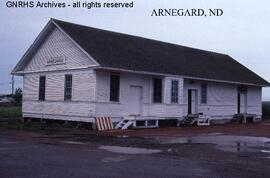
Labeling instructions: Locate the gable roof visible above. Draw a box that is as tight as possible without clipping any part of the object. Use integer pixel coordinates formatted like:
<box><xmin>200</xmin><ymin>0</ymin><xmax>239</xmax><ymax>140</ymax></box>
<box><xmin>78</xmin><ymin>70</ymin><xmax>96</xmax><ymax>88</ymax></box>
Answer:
<box><xmin>13</xmin><ymin>18</ymin><xmax>270</xmax><ymax>86</ymax></box>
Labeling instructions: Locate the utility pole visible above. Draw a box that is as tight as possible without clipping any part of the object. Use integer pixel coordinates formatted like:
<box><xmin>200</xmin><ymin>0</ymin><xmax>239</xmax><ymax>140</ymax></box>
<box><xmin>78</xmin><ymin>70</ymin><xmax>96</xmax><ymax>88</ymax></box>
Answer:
<box><xmin>11</xmin><ymin>75</ymin><xmax>14</xmax><ymax>95</ymax></box>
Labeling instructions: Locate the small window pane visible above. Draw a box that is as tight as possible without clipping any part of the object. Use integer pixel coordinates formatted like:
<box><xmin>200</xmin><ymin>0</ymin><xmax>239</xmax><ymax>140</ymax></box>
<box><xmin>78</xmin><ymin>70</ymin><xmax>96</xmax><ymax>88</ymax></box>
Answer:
<box><xmin>110</xmin><ymin>74</ymin><xmax>120</xmax><ymax>101</ymax></box>
<box><xmin>201</xmin><ymin>83</ymin><xmax>207</xmax><ymax>103</ymax></box>
<box><xmin>153</xmin><ymin>78</ymin><xmax>162</xmax><ymax>103</ymax></box>
<box><xmin>39</xmin><ymin>76</ymin><xmax>46</xmax><ymax>101</ymax></box>
<box><xmin>64</xmin><ymin>75</ymin><xmax>72</xmax><ymax>100</ymax></box>
<box><xmin>171</xmin><ymin>80</ymin><xmax>178</xmax><ymax>103</ymax></box>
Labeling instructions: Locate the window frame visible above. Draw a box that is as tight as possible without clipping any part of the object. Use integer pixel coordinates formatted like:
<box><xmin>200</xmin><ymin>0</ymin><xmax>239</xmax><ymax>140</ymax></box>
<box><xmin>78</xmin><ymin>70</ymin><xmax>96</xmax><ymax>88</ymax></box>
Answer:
<box><xmin>38</xmin><ymin>76</ymin><xmax>46</xmax><ymax>101</ymax></box>
<box><xmin>201</xmin><ymin>83</ymin><xmax>207</xmax><ymax>104</ymax></box>
<box><xmin>171</xmin><ymin>80</ymin><xmax>179</xmax><ymax>104</ymax></box>
<box><xmin>64</xmin><ymin>74</ymin><xmax>72</xmax><ymax>101</ymax></box>
<box><xmin>109</xmin><ymin>73</ymin><xmax>120</xmax><ymax>102</ymax></box>
<box><xmin>153</xmin><ymin>78</ymin><xmax>162</xmax><ymax>103</ymax></box>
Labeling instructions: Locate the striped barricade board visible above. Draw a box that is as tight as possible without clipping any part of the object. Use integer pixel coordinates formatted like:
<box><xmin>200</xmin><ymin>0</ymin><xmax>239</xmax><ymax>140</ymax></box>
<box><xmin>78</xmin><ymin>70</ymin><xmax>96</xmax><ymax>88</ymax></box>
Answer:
<box><xmin>95</xmin><ymin>117</ymin><xmax>114</xmax><ymax>131</ymax></box>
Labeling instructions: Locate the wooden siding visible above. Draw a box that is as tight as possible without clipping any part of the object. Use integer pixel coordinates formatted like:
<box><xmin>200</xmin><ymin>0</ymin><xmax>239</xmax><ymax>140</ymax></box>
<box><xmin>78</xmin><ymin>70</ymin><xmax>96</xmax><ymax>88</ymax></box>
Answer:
<box><xmin>95</xmin><ymin>70</ymin><xmax>184</xmax><ymax>118</ymax></box>
<box><xmin>247</xmin><ymin>86</ymin><xmax>262</xmax><ymax>115</ymax></box>
<box><xmin>22</xmin><ymin>69</ymin><xmax>96</xmax><ymax>122</ymax></box>
<box><xmin>22</xmin><ymin>69</ymin><xmax>262</xmax><ymax>122</ymax></box>
<box><xmin>21</xmin><ymin>25</ymin><xmax>98</xmax><ymax>122</ymax></box>
<box><xmin>23</xmin><ymin>112</ymin><xmax>95</xmax><ymax>122</ymax></box>
<box><xmin>183</xmin><ymin>79</ymin><xmax>262</xmax><ymax>118</ymax></box>
<box><xmin>95</xmin><ymin>71</ymin><xmax>262</xmax><ymax>120</ymax></box>
<box><xmin>20</xmin><ymin>25</ymin><xmax>262</xmax><ymax>122</ymax></box>
<box><xmin>23</xmin><ymin>27</ymin><xmax>96</xmax><ymax>73</ymax></box>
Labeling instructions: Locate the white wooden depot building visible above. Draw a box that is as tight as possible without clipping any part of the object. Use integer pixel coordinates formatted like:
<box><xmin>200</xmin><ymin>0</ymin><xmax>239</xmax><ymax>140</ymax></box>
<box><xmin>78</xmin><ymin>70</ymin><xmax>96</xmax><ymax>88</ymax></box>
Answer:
<box><xmin>12</xmin><ymin>19</ymin><xmax>269</xmax><ymax>128</ymax></box>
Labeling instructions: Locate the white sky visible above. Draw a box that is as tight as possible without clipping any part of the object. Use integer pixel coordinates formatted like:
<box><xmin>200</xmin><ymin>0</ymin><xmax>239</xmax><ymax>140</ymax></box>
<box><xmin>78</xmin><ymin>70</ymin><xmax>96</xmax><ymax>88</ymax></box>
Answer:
<box><xmin>0</xmin><ymin>0</ymin><xmax>269</xmax><ymax>100</ymax></box>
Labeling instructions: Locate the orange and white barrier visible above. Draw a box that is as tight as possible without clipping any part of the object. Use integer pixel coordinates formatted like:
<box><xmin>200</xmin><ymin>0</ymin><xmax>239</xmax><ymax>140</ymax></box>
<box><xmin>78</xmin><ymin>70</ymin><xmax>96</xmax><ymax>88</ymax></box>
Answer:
<box><xmin>95</xmin><ymin>117</ymin><xmax>113</xmax><ymax>131</ymax></box>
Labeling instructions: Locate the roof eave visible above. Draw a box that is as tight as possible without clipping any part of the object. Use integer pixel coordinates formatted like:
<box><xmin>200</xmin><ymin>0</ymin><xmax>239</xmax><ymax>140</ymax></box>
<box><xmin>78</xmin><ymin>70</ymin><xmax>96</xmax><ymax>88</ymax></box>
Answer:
<box><xmin>95</xmin><ymin>66</ymin><xmax>269</xmax><ymax>87</ymax></box>
<box><xmin>11</xmin><ymin>19</ymin><xmax>55</xmax><ymax>74</ymax></box>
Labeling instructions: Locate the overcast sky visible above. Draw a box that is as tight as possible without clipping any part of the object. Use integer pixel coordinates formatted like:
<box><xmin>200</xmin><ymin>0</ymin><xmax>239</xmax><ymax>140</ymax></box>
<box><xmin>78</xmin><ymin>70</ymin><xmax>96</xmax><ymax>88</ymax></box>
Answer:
<box><xmin>0</xmin><ymin>0</ymin><xmax>269</xmax><ymax>100</ymax></box>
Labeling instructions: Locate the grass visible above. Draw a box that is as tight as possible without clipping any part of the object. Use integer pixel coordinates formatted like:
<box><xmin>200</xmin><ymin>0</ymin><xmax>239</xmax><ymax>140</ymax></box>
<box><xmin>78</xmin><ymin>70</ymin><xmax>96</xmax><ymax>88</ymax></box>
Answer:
<box><xmin>0</xmin><ymin>106</ymin><xmax>22</xmax><ymax>118</ymax></box>
<box><xmin>0</xmin><ymin>105</ymin><xmax>92</xmax><ymax>132</ymax></box>
<box><xmin>0</xmin><ymin>118</ymin><xmax>78</xmax><ymax>132</ymax></box>
<box><xmin>0</xmin><ymin>106</ymin><xmax>44</xmax><ymax>131</ymax></box>
<box><xmin>0</xmin><ymin>118</ymin><xmax>40</xmax><ymax>130</ymax></box>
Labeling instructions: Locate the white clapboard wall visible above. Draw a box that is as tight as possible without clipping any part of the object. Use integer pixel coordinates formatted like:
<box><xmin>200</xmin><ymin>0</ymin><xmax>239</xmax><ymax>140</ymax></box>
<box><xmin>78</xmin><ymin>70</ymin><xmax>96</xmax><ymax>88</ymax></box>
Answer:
<box><xmin>20</xmin><ymin>24</ymin><xmax>262</xmax><ymax>123</ymax></box>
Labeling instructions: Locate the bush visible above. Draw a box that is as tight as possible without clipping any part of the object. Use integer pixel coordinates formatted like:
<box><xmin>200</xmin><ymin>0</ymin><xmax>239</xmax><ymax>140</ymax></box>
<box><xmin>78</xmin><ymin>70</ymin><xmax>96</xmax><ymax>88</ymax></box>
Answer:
<box><xmin>13</xmin><ymin>88</ymin><xmax>22</xmax><ymax>104</ymax></box>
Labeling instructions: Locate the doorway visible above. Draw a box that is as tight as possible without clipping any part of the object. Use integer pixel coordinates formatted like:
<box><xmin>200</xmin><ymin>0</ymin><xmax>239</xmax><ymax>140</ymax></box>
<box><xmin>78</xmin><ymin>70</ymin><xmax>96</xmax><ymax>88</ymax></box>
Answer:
<box><xmin>129</xmin><ymin>86</ymin><xmax>142</xmax><ymax>116</ymax></box>
<box><xmin>188</xmin><ymin>89</ymin><xmax>198</xmax><ymax>114</ymax></box>
<box><xmin>237</xmin><ymin>92</ymin><xmax>247</xmax><ymax>114</ymax></box>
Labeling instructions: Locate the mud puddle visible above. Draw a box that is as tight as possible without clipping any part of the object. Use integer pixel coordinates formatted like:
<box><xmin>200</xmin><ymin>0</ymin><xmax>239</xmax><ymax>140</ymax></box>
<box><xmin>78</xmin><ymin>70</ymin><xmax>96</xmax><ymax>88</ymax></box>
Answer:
<box><xmin>99</xmin><ymin>145</ymin><xmax>162</xmax><ymax>154</ymax></box>
<box><xmin>61</xmin><ymin>141</ymin><xmax>87</xmax><ymax>145</ymax></box>
<box><xmin>159</xmin><ymin>134</ymin><xmax>270</xmax><ymax>154</ymax></box>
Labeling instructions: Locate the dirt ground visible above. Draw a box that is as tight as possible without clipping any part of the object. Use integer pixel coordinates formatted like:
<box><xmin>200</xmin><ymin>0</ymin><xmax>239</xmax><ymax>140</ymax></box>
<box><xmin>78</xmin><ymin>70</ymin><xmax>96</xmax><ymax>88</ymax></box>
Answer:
<box><xmin>0</xmin><ymin>121</ymin><xmax>270</xmax><ymax>178</ymax></box>
<box><xmin>99</xmin><ymin>121</ymin><xmax>270</xmax><ymax>137</ymax></box>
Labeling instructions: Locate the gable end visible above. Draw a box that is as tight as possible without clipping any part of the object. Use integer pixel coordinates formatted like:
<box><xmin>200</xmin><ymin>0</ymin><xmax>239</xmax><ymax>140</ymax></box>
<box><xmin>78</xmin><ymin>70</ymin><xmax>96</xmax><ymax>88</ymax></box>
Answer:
<box><xmin>12</xmin><ymin>19</ymin><xmax>99</xmax><ymax>75</ymax></box>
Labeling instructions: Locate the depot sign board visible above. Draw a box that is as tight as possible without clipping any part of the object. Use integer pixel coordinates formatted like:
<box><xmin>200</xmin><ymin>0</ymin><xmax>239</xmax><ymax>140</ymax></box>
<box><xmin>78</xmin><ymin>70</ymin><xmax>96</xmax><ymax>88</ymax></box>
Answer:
<box><xmin>46</xmin><ymin>56</ymin><xmax>66</xmax><ymax>66</ymax></box>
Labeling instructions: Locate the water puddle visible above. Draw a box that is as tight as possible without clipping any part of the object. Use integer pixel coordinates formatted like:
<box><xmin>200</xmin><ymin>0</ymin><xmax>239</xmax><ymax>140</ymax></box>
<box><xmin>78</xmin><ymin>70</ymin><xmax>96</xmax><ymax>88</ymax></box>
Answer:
<box><xmin>102</xmin><ymin>156</ymin><xmax>127</xmax><ymax>163</ymax></box>
<box><xmin>159</xmin><ymin>135</ymin><xmax>270</xmax><ymax>153</ymax></box>
<box><xmin>1</xmin><ymin>141</ymin><xmax>18</xmax><ymax>144</ymax></box>
<box><xmin>206</xmin><ymin>132</ymin><xmax>223</xmax><ymax>136</ymax></box>
<box><xmin>100</xmin><ymin>145</ymin><xmax>162</xmax><ymax>154</ymax></box>
<box><xmin>61</xmin><ymin>141</ymin><xmax>86</xmax><ymax>145</ymax></box>
<box><xmin>261</xmin><ymin>150</ymin><xmax>270</xmax><ymax>154</ymax></box>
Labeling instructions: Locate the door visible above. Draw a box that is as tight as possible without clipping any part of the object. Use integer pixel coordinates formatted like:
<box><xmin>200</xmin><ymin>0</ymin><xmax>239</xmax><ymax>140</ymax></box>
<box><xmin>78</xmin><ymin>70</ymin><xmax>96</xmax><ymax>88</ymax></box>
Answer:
<box><xmin>129</xmin><ymin>86</ymin><xmax>142</xmax><ymax>115</ymax></box>
<box><xmin>238</xmin><ymin>92</ymin><xmax>247</xmax><ymax>114</ymax></box>
<box><xmin>188</xmin><ymin>89</ymin><xmax>198</xmax><ymax>114</ymax></box>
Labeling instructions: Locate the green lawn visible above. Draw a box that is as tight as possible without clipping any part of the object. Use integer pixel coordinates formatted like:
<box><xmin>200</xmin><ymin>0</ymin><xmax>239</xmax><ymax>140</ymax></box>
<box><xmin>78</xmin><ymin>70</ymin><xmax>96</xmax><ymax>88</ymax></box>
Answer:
<box><xmin>0</xmin><ymin>106</ymin><xmax>22</xmax><ymax>118</ymax></box>
<box><xmin>0</xmin><ymin>105</ymin><xmax>90</xmax><ymax>131</ymax></box>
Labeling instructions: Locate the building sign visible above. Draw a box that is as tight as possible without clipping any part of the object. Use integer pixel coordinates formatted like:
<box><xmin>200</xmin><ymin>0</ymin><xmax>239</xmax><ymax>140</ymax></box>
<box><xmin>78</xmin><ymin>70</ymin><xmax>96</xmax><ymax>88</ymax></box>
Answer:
<box><xmin>46</xmin><ymin>56</ymin><xmax>66</xmax><ymax>66</ymax></box>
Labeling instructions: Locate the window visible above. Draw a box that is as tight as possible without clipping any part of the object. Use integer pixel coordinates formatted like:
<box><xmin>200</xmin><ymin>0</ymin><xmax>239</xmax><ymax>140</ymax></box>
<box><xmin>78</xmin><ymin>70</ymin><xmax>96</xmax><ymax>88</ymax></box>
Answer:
<box><xmin>171</xmin><ymin>80</ymin><xmax>179</xmax><ymax>103</ymax></box>
<box><xmin>110</xmin><ymin>74</ymin><xmax>120</xmax><ymax>101</ymax></box>
<box><xmin>153</xmin><ymin>78</ymin><xmax>162</xmax><ymax>103</ymax></box>
<box><xmin>64</xmin><ymin>74</ymin><xmax>72</xmax><ymax>100</ymax></box>
<box><xmin>201</xmin><ymin>83</ymin><xmax>207</xmax><ymax>103</ymax></box>
<box><xmin>39</xmin><ymin>76</ymin><xmax>46</xmax><ymax>101</ymax></box>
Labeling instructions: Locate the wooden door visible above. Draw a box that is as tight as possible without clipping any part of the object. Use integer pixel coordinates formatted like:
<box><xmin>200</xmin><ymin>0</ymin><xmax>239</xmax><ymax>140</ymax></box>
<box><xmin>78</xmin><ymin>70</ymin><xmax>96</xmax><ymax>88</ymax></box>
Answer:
<box><xmin>188</xmin><ymin>89</ymin><xmax>198</xmax><ymax>114</ymax></box>
<box><xmin>129</xmin><ymin>86</ymin><xmax>142</xmax><ymax>115</ymax></box>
